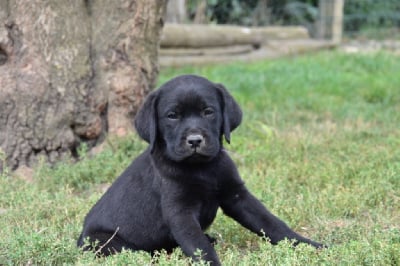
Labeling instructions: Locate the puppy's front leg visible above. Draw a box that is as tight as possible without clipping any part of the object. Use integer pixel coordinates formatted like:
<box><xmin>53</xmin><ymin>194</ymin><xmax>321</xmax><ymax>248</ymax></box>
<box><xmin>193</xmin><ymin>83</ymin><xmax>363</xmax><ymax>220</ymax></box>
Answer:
<box><xmin>220</xmin><ymin>186</ymin><xmax>324</xmax><ymax>248</ymax></box>
<box><xmin>164</xmin><ymin>209</ymin><xmax>221</xmax><ymax>265</ymax></box>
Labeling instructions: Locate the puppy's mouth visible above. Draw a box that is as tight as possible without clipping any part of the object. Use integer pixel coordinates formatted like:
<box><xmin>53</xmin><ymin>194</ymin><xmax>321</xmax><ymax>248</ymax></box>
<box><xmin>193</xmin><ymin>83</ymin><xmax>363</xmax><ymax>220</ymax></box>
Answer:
<box><xmin>172</xmin><ymin>146</ymin><xmax>216</xmax><ymax>163</ymax></box>
<box><xmin>166</xmin><ymin>133</ymin><xmax>220</xmax><ymax>163</ymax></box>
<box><xmin>185</xmin><ymin>150</ymin><xmax>213</xmax><ymax>162</ymax></box>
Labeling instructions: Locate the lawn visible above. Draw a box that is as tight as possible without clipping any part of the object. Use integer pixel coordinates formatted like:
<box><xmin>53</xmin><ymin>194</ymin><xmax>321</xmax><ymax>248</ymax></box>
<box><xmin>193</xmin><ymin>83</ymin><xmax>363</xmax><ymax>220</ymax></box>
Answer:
<box><xmin>1</xmin><ymin>51</ymin><xmax>399</xmax><ymax>265</ymax></box>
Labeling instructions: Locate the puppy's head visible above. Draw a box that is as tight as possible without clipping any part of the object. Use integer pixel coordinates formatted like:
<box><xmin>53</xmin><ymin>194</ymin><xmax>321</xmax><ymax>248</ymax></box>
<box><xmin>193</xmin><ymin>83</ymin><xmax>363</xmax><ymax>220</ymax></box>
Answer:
<box><xmin>135</xmin><ymin>75</ymin><xmax>242</xmax><ymax>163</ymax></box>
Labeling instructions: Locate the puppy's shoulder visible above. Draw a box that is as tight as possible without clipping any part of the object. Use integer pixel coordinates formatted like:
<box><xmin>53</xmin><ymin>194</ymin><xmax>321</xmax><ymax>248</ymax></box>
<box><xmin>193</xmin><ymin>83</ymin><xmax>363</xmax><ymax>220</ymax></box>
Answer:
<box><xmin>215</xmin><ymin>150</ymin><xmax>242</xmax><ymax>179</ymax></box>
<box><xmin>117</xmin><ymin>148</ymin><xmax>155</xmax><ymax>181</ymax></box>
<box><xmin>218</xmin><ymin>149</ymin><xmax>238</xmax><ymax>168</ymax></box>
<box><xmin>214</xmin><ymin>150</ymin><xmax>245</xmax><ymax>193</ymax></box>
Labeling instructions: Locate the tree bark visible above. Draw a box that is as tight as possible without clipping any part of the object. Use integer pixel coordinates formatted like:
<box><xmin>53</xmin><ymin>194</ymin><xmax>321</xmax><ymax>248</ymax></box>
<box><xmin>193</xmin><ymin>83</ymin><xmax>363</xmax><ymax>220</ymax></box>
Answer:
<box><xmin>165</xmin><ymin>0</ymin><xmax>186</xmax><ymax>23</ymax></box>
<box><xmin>0</xmin><ymin>0</ymin><xmax>166</xmax><ymax>171</ymax></box>
<box><xmin>193</xmin><ymin>0</ymin><xmax>207</xmax><ymax>24</ymax></box>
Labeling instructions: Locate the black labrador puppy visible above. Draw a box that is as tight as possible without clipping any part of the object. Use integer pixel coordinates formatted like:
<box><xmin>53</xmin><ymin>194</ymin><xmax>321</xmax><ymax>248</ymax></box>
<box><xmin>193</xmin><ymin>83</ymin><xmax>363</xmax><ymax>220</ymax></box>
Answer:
<box><xmin>77</xmin><ymin>75</ymin><xmax>324</xmax><ymax>265</ymax></box>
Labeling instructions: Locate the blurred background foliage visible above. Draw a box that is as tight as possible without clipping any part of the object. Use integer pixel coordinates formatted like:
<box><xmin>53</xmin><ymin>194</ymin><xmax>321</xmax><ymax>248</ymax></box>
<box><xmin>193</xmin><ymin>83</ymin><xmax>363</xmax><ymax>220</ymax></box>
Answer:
<box><xmin>184</xmin><ymin>0</ymin><xmax>400</xmax><ymax>38</ymax></box>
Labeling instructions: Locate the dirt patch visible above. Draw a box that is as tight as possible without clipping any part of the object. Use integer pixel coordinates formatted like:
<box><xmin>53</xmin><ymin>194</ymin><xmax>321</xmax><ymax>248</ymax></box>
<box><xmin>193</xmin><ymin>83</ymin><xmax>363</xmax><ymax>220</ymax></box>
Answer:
<box><xmin>340</xmin><ymin>40</ymin><xmax>400</xmax><ymax>55</ymax></box>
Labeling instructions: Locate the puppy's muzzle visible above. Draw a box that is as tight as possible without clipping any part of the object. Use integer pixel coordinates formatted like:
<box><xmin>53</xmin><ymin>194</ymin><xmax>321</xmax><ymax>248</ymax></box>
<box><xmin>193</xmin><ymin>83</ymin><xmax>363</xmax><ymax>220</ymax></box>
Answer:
<box><xmin>186</xmin><ymin>134</ymin><xmax>204</xmax><ymax>150</ymax></box>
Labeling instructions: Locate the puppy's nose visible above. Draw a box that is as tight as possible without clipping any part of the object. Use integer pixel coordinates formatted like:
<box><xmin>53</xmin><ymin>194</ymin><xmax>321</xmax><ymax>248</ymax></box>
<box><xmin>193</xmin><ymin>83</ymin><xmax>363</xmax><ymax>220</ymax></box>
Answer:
<box><xmin>186</xmin><ymin>134</ymin><xmax>204</xmax><ymax>148</ymax></box>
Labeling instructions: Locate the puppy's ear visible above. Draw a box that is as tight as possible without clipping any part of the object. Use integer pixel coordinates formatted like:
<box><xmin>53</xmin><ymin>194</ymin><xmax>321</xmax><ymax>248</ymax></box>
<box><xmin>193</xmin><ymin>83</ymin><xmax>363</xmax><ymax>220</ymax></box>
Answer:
<box><xmin>134</xmin><ymin>90</ymin><xmax>158</xmax><ymax>152</ymax></box>
<box><xmin>215</xmin><ymin>83</ymin><xmax>242</xmax><ymax>143</ymax></box>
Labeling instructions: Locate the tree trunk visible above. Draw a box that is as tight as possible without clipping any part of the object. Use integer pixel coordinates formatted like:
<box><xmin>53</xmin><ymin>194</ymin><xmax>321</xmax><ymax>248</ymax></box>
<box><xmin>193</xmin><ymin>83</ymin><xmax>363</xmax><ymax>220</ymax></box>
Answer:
<box><xmin>0</xmin><ymin>0</ymin><xmax>167</xmax><ymax>171</ymax></box>
<box><xmin>193</xmin><ymin>0</ymin><xmax>207</xmax><ymax>24</ymax></box>
<box><xmin>165</xmin><ymin>0</ymin><xmax>186</xmax><ymax>23</ymax></box>
<box><xmin>252</xmin><ymin>0</ymin><xmax>271</xmax><ymax>26</ymax></box>
<box><xmin>160</xmin><ymin>24</ymin><xmax>309</xmax><ymax>48</ymax></box>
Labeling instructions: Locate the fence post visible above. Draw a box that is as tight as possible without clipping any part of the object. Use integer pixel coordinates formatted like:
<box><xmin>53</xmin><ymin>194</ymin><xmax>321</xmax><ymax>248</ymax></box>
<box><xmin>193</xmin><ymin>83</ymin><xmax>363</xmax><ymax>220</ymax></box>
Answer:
<box><xmin>318</xmin><ymin>0</ymin><xmax>344</xmax><ymax>43</ymax></box>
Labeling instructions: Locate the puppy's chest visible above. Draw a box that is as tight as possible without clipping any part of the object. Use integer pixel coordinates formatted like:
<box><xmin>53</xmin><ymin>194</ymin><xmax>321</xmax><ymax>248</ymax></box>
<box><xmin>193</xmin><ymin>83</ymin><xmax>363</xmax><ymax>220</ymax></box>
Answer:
<box><xmin>161</xmin><ymin>175</ymin><xmax>219</xmax><ymax>229</ymax></box>
<box><xmin>164</xmin><ymin>167</ymin><xmax>220</xmax><ymax>194</ymax></box>
<box><xmin>182</xmin><ymin>181</ymin><xmax>220</xmax><ymax>227</ymax></box>
<box><xmin>161</xmin><ymin>166</ymin><xmax>221</xmax><ymax>202</ymax></box>
<box><xmin>162</xmin><ymin>173</ymin><xmax>220</xmax><ymax>204</ymax></box>
<box><xmin>180</xmin><ymin>183</ymin><xmax>219</xmax><ymax>229</ymax></box>
<box><xmin>177</xmin><ymin>178</ymin><xmax>219</xmax><ymax>202</ymax></box>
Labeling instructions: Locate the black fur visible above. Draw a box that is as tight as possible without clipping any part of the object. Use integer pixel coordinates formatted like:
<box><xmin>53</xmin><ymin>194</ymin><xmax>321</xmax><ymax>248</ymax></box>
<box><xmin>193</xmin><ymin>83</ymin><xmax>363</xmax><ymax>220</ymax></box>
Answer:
<box><xmin>77</xmin><ymin>75</ymin><xmax>324</xmax><ymax>265</ymax></box>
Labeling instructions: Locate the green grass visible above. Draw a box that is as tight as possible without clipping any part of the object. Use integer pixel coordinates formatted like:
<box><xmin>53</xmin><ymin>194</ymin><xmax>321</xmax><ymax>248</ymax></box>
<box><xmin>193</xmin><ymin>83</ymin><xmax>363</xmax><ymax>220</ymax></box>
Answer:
<box><xmin>1</xmin><ymin>51</ymin><xmax>400</xmax><ymax>265</ymax></box>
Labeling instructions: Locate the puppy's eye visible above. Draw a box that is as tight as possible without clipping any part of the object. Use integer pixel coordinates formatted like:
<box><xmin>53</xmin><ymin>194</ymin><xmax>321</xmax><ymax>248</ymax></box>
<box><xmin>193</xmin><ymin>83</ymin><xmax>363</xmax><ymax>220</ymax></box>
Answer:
<box><xmin>203</xmin><ymin>108</ymin><xmax>214</xmax><ymax>117</ymax></box>
<box><xmin>167</xmin><ymin>112</ymin><xmax>179</xmax><ymax>120</ymax></box>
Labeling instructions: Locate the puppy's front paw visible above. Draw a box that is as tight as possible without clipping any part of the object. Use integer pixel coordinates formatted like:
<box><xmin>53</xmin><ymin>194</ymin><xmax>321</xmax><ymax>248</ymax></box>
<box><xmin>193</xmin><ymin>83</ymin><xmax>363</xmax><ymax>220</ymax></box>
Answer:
<box><xmin>305</xmin><ymin>240</ymin><xmax>328</xmax><ymax>249</ymax></box>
